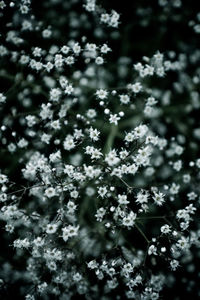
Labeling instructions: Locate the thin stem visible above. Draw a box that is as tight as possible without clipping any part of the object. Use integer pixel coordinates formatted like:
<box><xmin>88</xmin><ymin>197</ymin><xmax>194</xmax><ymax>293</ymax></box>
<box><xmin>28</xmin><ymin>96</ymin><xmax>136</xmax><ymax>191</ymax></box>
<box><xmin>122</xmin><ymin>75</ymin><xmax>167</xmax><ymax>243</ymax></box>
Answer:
<box><xmin>136</xmin><ymin>216</ymin><xmax>165</xmax><ymax>220</ymax></box>
<box><xmin>135</xmin><ymin>223</ymin><xmax>150</xmax><ymax>244</ymax></box>
<box><xmin>7</xmin><ymin>184</ymin><xmax>44</xmax><ymax>196</ymax></box>
<box><xmin>116</xmin><ymin>176</ymin><xmax>133</xmax><ymax>190</ymax></box>
<box><xmin>103</xmin><ymin>124</ymin><xmax>118</xmax><ymax>154</ymax></box>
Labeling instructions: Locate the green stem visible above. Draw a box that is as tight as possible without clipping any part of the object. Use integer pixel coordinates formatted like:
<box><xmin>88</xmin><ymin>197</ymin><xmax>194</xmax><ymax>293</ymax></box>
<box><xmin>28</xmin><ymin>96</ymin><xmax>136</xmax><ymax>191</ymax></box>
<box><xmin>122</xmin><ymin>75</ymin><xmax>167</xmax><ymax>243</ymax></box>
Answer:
<box><xmin>103</xmin><ymin>124</ymin><xmax>118</xmax><ymax>154</ymax></box>
<box><xmin>135</xmin><ymin>223</ymin><xmax>150</xmax><ymax>244</ymax></box>
<box><xmin>136</xmin><ymin>216</ymin><xmax>165</xmax><ymax>220</ymax></box>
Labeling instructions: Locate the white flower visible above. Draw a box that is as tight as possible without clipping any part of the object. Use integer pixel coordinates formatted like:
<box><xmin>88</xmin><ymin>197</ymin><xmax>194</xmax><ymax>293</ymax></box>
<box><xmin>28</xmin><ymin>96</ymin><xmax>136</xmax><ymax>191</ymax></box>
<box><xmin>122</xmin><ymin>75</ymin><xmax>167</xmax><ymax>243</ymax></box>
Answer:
<box><xmin>185</xmin><ymin>203</ymin><xmax>196</xmax><ymax>214</ymax></box>
<box><xmin>183</xmin><ymin>174</ymin><xmax>191</xmax><ymax>183</ymax></box>
<box><xmin>176</xmin><ymin>209</ymin><xmax>190</xmax><ymax>221</ymax></box>
<box><xmin>146</xmin><ymin>96</ymin><xmax>157</xmax><ymax>106</ymax></box>
<box><xmin>105</xmin><ymin>150</ymin><xmax>120</xmax><ymax>166</ymax></box>
<box><xmin>129</xmin><ymin>82</ymin><xmax>142</xmax><ymax>93</ymax></box>
<box><xmin>86</xmin><ymin>109</ymin><xmax>97</xmax><ymax>119</ymax></box>
<box><xmin>91</xmin><ymin>148</ymin><xmax>103</xmax><ymax>159</ymax></box>
<box><xmin>46</xmin><ymin>61</ymin><xmax>54</xmax><ymax>72</ymax></box>
<box><xmin>42</xmin><ymin>29</ymin><xmax>51</xmax><ymax>38</ymax></box>
<box><xmin>66</xmin><ymin>201</ymin><xmax>77</xmax><ymax>214</ymax></box>
<box><xmin>0</xmin><ymin>1</ymin><xmax>6</xmax><ymax>9</ymax></box>
<box><xmin>176</xmin><ymin>237</ymin><xmax>189</xmax><ymax>250</ymax></box>
<box><xmin>62</xmin><ymin>225</ymin><xmax>79</xmax><ymax>242</ymax></box>
<box><xmin>85</xmin><ymin>0</ymin><xmax>96</xmax><ymax>12</ymax></box>
<box><xmin>0</xmin><ymin>173</ymin><xmax>8</xmax><ymax>184</ymax></box>
<box><xmin>118</xmin><ymin>194</ymin><xmax>129</xmax><ymax>205</ymax></box>
<box><xmin>187</xmin><ymin>191</ymin><xmax>197</xmax><ymax>201</ymax></box>
<box><xmin>127</xmin><ymin>164</ymin><xmax>138</xmax><ymax>175</ymax></box>
<box><xmin>136</xmin><ymin>191</ymin><xmax>149</xmax><ymax>205</ymax></box>
<box><xmin>100</xmin><ymin>44</ymin><xmax>111</xmax><ymax>53</ymax></box>
<box><xmin>122</xmin><ymin>263</ymin><xmax>134</xmax><ymax>276</ymax></box>
<box><xmin>119</xmin><ymin>94</ymin><xmax>130</xmax><ymax>104</ymax></box>
<box><xmin>153</xmin><ymin>51</ymin><xmax>164</xmax><ymax>64</ymax></box>
<box><xmin>96</xmin><ymin>89</ymin><xmax>108</xmax><ymax>100</ymax></box>
<box><xmin>85</xmin><ymin>146</ymin><xmax>103</xmax><ymax>160</ymax></box>
<box><xmin>122</xmin><ymin>211</ymin><xmax>136</xmax><ymax>227</ymax></box>
<box><xmin>95</xmin><ymin>207</ymin><xmax>106</xmax><ymax>221</ymax></box>
<box><xmin>0</xmin><ymin>193</ymin><xmax>7</xmax><ymax>202</ymax></box>
<box><xmin>134</xmin><ymin>124</ymin><xmax>148</xmax><ymax>139</ymax></box>
<box><xmin>26</xmin><ymin>115</ymin><xmax>36</xmax><ymax>127</ymax></box>
<box><xmin>46</xmin><ymin>223</ymin><xmax>58</xmax><ymax>234</ymax></box>
<box><xmin>170</xmin><ymin>259</ymin><xmax>179</xmax><ymax>271</ymax></box>
<box><xmin>152</xmin><ymin>192</ymin><xmax>165</xmax><ymax>206</ymax></box>
<box><xmin>156</xmin><ymin>67</ymin><xmax>165</xmax><ymax>77</ymax></box>
<box><xmin>54</xmin><ymin>54</ymin><xmax>64</xmax><ymax>68</ymax></box>
<box><xmin>64</xmin><ymin>84</ymin><xmax>74</xmax><ymax>95</ymax></box>
<box><xmin>50</xmin><ymin>88</ymin><xmax>61</xmax><ymax>102</ymax></box>
<box><xmin>95</xmin><ymin>56</ymin><xmax>104</xmax><ymax>65</ymax></box>
<box><xmin>63</xmin><ymin>164</ymin><xmax>74</xmax><ymax>177</ymax></box>
<box><xmin>87</xmin><ymin>260</ymin><xmax>98</xmax><ymax>269</ymax></box>
<box><xmin>70</xmin><ymin>190</ymin><xmax>79</xmax><ymax>199</ymax></box>
<box><xmin>0</xmin><ymin>93</ymin><xmax>6</xmax><ymax>103</ymax></box>
<box><xmin>51</xmin><ymin>120</ymin><xmax>61</xmax><ymax>130</ymax></box>
<box><xmin>33</xmin><ymin>237</ymin><xmax>45</xmax><ymax>247</ymax></box>
<box><xmin>13</xmin><ymin>238</ymin><xmax>30</xmax><ymax>249</ymax></box>
<box><xmin>89</xmin><ymin>127</ymin><xmax>100</xmax><ymax>141</ymax></box>
<box><xmin>65</xmin><ymin>56</ymin><xmax>75</xmax><ymax>65</ymax></box>
<box><xmin>61</xmin><ymin>45</ymin><xmax>70</xmax><ymax>54</ymax></box>
<box><xmin>86</xmin><ymin>43</ymin><xmax>97</xmax><ymax>52</ymax></box>
<box><xmin>109</xmin><ymin>114</ymin><xmax>120</xmax><ymax>125</ymax></box>
<box><xmin>160</xmin><ymin>224</ymin><xmax>171</xmax><ymax>234</ymax></box>
<box><xmin>63</xmin><ymin>135</ymin><xmax>75</xmax><ymax>151</ymax></box>
<box><xmin>170</xmin><ymin>183</ymin><xmax>180</xmax><ymax>195</ymax></box>
<box><xmin>196</xmin><ymin>158</ymin><xmax>200</xmax><ymax>168</ymax></box>
<box><xmin>173</xmin><ymin>160</ymin><xmax>182</xmax><ymax>171</ymax></box>
<box><xmin>125</xmin><ymin>132</ymin><xmax>134</xmax><ymax>142</ymax></box>
<box><xmin>72</xmin><ymin>42</ymin><xmax>81</xmax><ymax>55</ymax></box>
<box><xmin>98</xmin><ymin>186</ymin><xmax>108</xmax><ymax>198</ymax></box>
<box><xmin>49</xmin><ymin>150</ymin><xmax>61</xmax><ymax>162</ymax></box>
<box><xmin>41</xmin><ymin>133</ymin><xmax>51</xmax><ymax>144</ymax></box>
<box><xmin>17</xmin><ymin>138</ymin><xmax>28</xmax><ymax>148</ymax></box>
<box><xmin>73</xmin><ymin>272</ymin><xmax>82</xmax><ymax>282</ymax></box>
<box><xmin>119</xmin><ymin>149</ymin><xmax>129</xmax><ymax>159</ymax></box>
<box><xmin>101</xmin><ymin>13</ymin><xmax>110</xmax><ymax>24</ymax></box>
<box><xmin>45</xmin><ymin>187</ymin><xmax>56</xmax><ymax>198</ymax></box>
<box><xmin>148</xmin><ymin>245</ymin><xmax>157</xmax><ymax>255</ymax></box>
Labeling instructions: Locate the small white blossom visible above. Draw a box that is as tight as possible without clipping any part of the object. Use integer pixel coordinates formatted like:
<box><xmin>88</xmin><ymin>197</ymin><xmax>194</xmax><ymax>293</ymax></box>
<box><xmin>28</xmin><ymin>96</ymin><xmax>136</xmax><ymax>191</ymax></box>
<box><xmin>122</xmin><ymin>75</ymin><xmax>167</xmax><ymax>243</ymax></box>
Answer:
<box><xmin>96</xmin><ymin>89</ymin><xmax>108</xmax><ymax>100</ymax></box>
<box><xmin>62</xmin><ymin>225</ymin><xmax>79</xmax><ymax>242</ymax></box>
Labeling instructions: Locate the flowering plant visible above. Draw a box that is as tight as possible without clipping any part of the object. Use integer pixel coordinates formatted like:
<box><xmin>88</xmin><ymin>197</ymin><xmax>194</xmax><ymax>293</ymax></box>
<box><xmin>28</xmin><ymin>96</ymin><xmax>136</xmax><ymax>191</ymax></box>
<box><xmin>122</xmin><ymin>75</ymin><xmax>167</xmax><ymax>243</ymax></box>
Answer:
<box><xmin>0</xmin><ymin>0</ymin><xmax>200</xmax><ymax>299</ymax></box>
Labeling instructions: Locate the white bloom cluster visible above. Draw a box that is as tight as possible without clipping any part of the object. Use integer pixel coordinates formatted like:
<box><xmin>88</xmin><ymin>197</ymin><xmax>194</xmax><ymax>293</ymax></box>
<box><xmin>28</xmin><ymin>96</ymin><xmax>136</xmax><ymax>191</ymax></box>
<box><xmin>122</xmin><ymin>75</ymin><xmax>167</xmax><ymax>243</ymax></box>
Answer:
<box><xmin>0</xmin><ymin>0</ymin><xmax>199</xmax><ymax>299</ymax></box>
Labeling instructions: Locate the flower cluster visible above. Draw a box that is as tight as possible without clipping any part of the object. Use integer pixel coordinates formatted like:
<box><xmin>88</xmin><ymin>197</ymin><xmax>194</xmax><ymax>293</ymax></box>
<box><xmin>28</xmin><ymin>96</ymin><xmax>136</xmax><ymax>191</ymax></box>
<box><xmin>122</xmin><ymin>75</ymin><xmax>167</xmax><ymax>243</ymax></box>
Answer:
<box><xmin>0</xmin><ymin>0</ymin><xmax>200</xmax><ymax>299</ymax></box>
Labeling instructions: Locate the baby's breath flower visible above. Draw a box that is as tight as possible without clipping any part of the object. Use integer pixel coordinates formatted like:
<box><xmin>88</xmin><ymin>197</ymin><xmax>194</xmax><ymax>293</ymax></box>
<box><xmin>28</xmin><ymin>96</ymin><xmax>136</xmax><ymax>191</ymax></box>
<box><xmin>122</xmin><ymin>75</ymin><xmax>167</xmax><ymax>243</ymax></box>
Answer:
<box><xmin>46</xmin><ymin>223</ymin><xmax>58</xmax><ymax>234</ymax></box>
<box><xmin>62</xmin><ymin>225</ymin><xmax>79</xmax><ymax>242</ymax></box>
<box><xmin>0</xmin><ymin>93</ymin><xmax>6</xmax><ymax>103</ymax></box>
<box><xmin>0</xmin><ymin>2</ymin><xmax>199</xmax><ymax>299</ymax></box>
<box><xmin>96</xmin><ymin>89</ymin><xmax>108</xmax><ymax>100</ymax></box>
